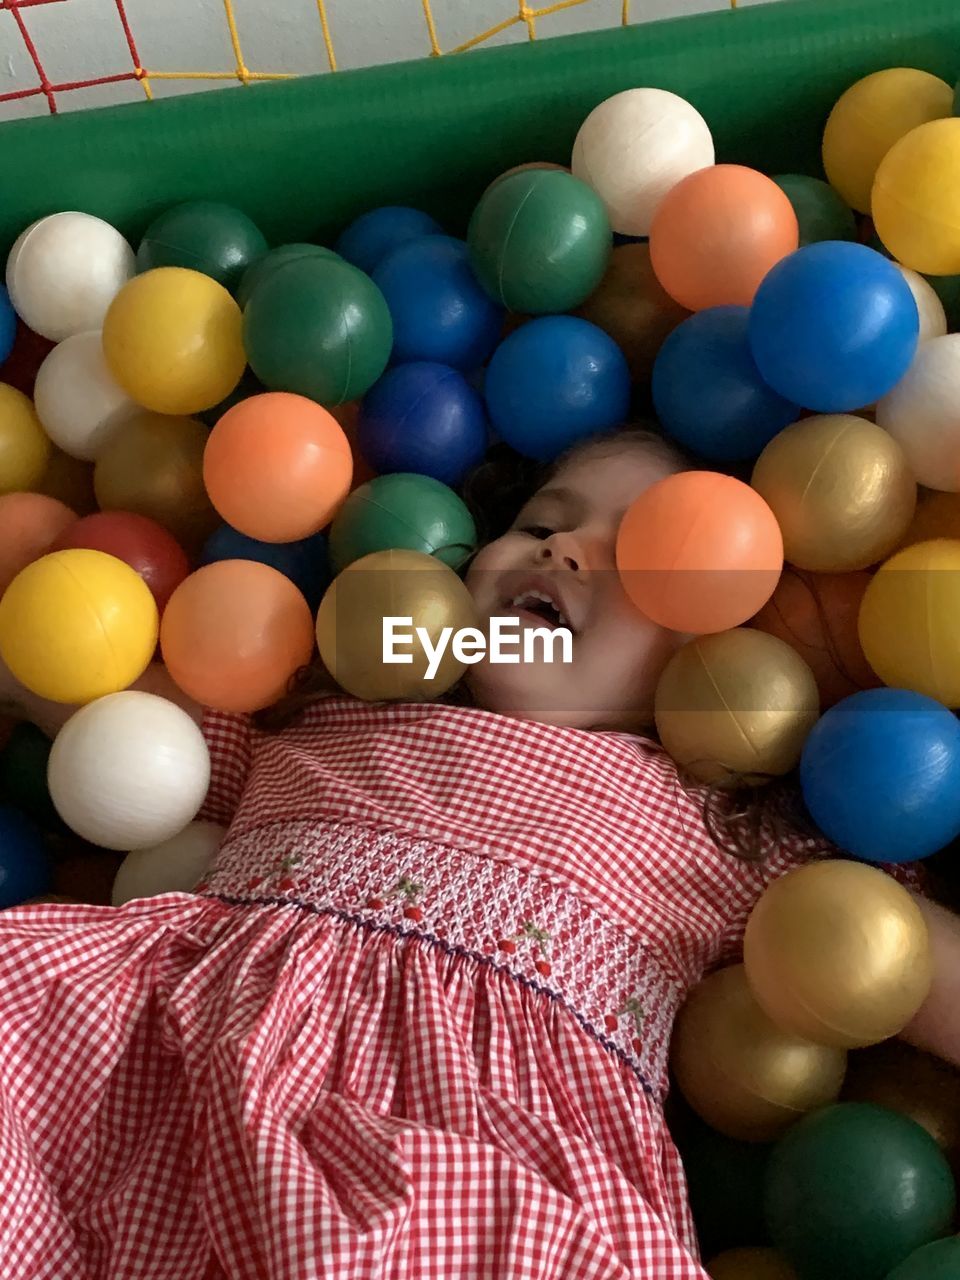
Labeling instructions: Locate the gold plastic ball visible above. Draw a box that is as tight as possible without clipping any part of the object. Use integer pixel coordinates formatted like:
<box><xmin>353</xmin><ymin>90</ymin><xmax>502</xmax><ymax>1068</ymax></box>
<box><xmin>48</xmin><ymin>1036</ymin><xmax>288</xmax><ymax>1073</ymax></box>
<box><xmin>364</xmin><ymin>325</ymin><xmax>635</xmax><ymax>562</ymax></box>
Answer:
<box><xmin>671</xmin><ymin>964</ymin><xmax>847</xmax><ymax>1143</ymax></box>
<box><xmin>315</xmin><ymin>548</ymin><xmax>478</xmax><ymax>701</ymax></box>
<box><xmin>654</xmin><ymin>628</ymin><xmax>820</xmax><ymax>786</ymax></box>
<box><xmin>743</xmin><ymin>860</ymin><xmax>933</xmax><ymax>1049</ymax></box>
<box><xmin>751</xmin><ymin>415</ymin><xmax>916</xmax><ymax>572</ymax></box>
<box><xmin>707</xmin><ymin>1247</ymin><xmax>798</xmax><ymax>1280</ymax></box>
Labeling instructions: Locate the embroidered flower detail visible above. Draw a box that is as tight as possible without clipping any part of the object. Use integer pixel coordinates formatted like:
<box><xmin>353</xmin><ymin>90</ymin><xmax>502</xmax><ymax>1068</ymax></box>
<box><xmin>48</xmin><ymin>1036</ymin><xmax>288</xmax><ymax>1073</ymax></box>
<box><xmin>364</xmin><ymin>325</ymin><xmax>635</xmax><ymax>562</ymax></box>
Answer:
<box><xmin>365</xmin><ymin>876</ymin><xmax>426</xmax><ymax>921</ymax></box>
<box><xmin>497</xmin><ymin>920</ymin><xmax>552</xmax><ymax>975</ymax></box>
<box><xmin>605</xmin><ymin>996</ymin><xmax>646</xmax><ymax>1048</ymax></box>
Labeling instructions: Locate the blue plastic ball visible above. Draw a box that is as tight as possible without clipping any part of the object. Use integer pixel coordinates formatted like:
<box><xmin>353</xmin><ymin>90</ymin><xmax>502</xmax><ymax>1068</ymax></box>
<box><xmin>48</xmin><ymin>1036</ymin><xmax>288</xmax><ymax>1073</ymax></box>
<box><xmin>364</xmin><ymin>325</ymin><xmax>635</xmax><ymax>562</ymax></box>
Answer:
<box><xmin>0</xmin><ymin>805</ymin><xmax>52</xmax><ymax>907</ymax></box>
<box><xmin>653</xmin><ymin>306</ymin><xmax>800</xmax><ymax>462</ymax></box>
<box><xmin>749</xmin><ymin>242</ymin><xmax>919</xmax><ymax>412</ymax></box>
<box><xmin>199</xmin><ymin>525</ymin><xmax>331</xmax><ymax>610</ymax></box>
<box><xmin>800</xmin><ymin>687</ymin><xmax>960</xmax><ymax>863</ymax></box>
<box><xmin>358</xmin><ymin>361</ymin><xmax>488</xmax><ymax>485</ymax></box>
<box><xmin>484</xmin><ymin>316</ymin><xmax>631</xmax><ymax>462</ymax></box>
<box><xmin>335</xmin><ymin>206</ymin><xmax>443</xmax><ymax>276</ymax></box>
<box><xmin>0</xmin><ymin>287</ymin><xmax>17</xmax><ymax>366</ymax></box>
<box><xmin>372</xmin><ymin>235</ymin><xmax>504</xmax><ymax>372</ymax></box>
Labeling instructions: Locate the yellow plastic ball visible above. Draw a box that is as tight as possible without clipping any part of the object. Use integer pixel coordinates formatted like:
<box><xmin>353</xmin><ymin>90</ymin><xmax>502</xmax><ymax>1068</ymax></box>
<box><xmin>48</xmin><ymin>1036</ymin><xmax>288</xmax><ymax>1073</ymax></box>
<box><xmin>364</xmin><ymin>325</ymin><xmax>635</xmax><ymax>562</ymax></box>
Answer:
<box><xmin>0</xmin><ymin>383</ymin><xmax>51</xmax><ymax>494</ymax></box>
<box><xmin>873</xmin><ymin>117</ymin><xmax>960</xmax><ymax>275</ymax></box>
<box><xmin>102</xmin><ymin>267</ymin><xmax>246</xmax><ymax>415</ymax></box>
<box><xmin>0</xmin><ymin>548</ymin><xmax>158</xmax><ymax>704</ymax></box>
<box><xmin>822</xmin><ymin>68</ymin><xmax>953</xmax><ymax>213</ymax></box>
<box><xmin>858</xmin><ymin>538</ymin><xmax>960</xmax><ymax>706</ymax></box>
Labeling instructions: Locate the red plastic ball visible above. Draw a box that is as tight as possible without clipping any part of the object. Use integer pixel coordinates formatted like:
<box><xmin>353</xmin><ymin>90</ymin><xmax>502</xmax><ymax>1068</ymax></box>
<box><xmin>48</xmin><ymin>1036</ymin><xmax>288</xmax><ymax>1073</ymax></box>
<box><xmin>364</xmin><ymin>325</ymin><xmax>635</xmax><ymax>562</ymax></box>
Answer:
<box><xmin>50</xmin><ymin>510</ymin><xmax>190</xmax><ymax>614</ymax></box>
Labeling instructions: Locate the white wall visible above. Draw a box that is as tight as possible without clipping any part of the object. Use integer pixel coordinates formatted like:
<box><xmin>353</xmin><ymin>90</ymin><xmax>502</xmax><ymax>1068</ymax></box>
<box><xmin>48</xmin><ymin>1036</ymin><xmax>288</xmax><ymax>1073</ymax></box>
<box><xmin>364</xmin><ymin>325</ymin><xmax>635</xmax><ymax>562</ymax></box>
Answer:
<box><xmin>0</xmin><ymin>0</ymin><xmax>780</xmax><ymax>120</ymax></box>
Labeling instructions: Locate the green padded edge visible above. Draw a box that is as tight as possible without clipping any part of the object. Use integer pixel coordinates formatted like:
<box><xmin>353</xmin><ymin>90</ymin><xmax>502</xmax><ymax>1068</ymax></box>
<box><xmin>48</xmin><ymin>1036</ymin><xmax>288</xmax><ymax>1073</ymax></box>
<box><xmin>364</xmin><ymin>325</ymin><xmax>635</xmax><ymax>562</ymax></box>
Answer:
<box><xmin>1</xmin><ymin>0</ymin><xmax>958</xmax><ymax>254</ymax></box>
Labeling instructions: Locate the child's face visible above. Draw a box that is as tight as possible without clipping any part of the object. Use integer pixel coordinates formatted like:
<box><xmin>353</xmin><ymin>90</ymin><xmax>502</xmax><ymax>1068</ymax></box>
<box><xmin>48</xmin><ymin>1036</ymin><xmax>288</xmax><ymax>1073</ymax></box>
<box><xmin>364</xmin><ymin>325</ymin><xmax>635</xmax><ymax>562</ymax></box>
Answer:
<box><xmin>465</xmin><ymin>442</ymin><xmax>686</xmax><ymax>730</ymax></box>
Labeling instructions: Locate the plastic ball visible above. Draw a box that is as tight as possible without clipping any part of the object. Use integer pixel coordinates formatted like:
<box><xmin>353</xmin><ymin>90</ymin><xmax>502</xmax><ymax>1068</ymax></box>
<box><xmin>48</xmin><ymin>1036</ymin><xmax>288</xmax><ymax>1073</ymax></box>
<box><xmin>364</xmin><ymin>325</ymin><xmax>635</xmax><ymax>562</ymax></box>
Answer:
<box><xmin>315</xmin><ymin>548</ymin><xmax>478</xmax><ymax>701</ymax></box>
<box><xmin>0</xmin><ymin>492</ymin><xmax>76</xmax><ymax>595</ymax></box>
<box><xmin>50</xmin><ymin>511</ymin><xmax>189</xmax><ymax>614</ymax></box>
<box><xmin>47</xmin><ymin>691</ymin><xmax>210</xmax><ymax>850</ymax></box>
<box><xmin>652</xmin><ymin>307</ymin><xmax>800</xmax><ymax>462</ymax></box>
<box><xmin>334</xmin><ymin>206</ymin><xmax>443</xmax><ymax>275</ymax></box>
<box><xmin>160</xmin><ymin>560</ymin><xmax>315</xmax><ymax>713</ymax></box>
<box><xmin>0</xmin><ymin>287</ymin><xmax>17</xmax><ymax>365</ymax></box>
<box><xmin>0</xmin><ymin>805</ymin><xmax>52</xmax><ymax>907</ymax></box>
<box><xmin>0</xmin><ymin>722</ymin><xmax>58</xmax><ymax>829</ymax></box>
<box><xmin>858</xmin><ymin>539</ymin><xmax>960</xmax><ymax>706</ymax></box>
<box><xmin>750</xmin><ymin>568</ymin><xmax>879</xmax><ymax>710</ymax></box>
<box><xmin>357</xmin><ymin>362</ymin><xmax>487</xmax><ymax>485</ymax></box>
<box><xmin>203</xmin><ymin>391</ymin><xmax>352</xmax><ymax>542</ymax></box>
<box><xmin>654</xmin><ymin>629</ymin><xmax>820</xmax><ymax>786</ymax></box>
<box><xmin>898</xmin><ymin>267</ymin><xmax>947</xmax><ymax>343</ymax></box>
<box><xmin>765</xmin><ymin>1104</ymin><xmax>955</xmax><ymax>1280</ymax></box>
<box><xmin>93</xmin><ymin>411</ymin><xmax>218</xmax><ymax>552</ymax></box>
<box><xmin>0</xmin><ymin>548</ymin><xmax>158</xmax><ymax>704</ymax></box>
<box><xmin>467</xmin><ymin>169</ymin><xmax>611</xmax><ymax>314</ymax></box>
<box><xmin>616</xmin><ymin>471</ymin><xmax>783</xmax><ymax>635</ymax></box>
<box><xmin>576</xmin><ymin>243</ymin><xmax>689</xmax><ymax>383</ymax></box>
<box><xmin>112</xmin><ymin>820</ymin><xmax>225</xmax><ymax>905</ymax></box>
<box><xmin>822</xmin><ymin>68</ymin><xmax>953</xmax><ymax>213</ymax></box>
<box><xmin>102</xmin><ymin>266</ymin><xmax>245</xmax><ymax>415</ymax></box>
<box><xmin>235</xmin><ymin>244</ymin><xmax>336</xmax><ymax>309</ymax></box>
<box><xmin>137</xmin><ymin>200</ymin><xmax>268</xmax><ymax>293</ymax></box>
<box><xmin>6</xmin><ymin>212</ymin><xmax>135</xmax><ymax>341</ymax></box>
<box><xmin>328</xmin><ymin>473</ymin><xmax>476</xmax><ymax>574</ymax></box>
<box><xmin>484</xmin><ymin>316</ymin><xmax>630</xmax><ymax>462</ymax></box>
<box><xmin>570</xmin><ymin>87</ymin><xmax>715</xmax><ymax>237</ymax></box>
<box><xmin>35</xmin><ymin>449</ymin><xmax>97</xmax><ymax>515</ymax></box>
<box><xmin>745</xmin><ymin>857</ymin><xmax>932</xmax><ymax>1048</ymax></box>
<box><xmin>33</xmin><ymin>330</ymin><xmax>138</xmax><ymax>461</ymax></box>
<box><xmin>372</xmin><ymin>236</ymin><xmax>502</xmax><ymax>371</ymax></box>
<box><xmin>244</xmin><ymin>254</ymin><xmax>392</xmax><ymax>405</ymax></box>
<box><xmin>885</xmin><ymin>1238</ymin><xmax>960</xmax><ymax>1280</ymax></box>
<box><xmin>200</xmin><ymin>524</ymin><xmax>330</xmax><ymax>611</ymax></box>
<box><xmin>671</xmin><ymin>964</ymin><xmax>846</xmax><ymax>1142</ymax></box>
<box><xmin>751</xmin><ymin>414</ymin><xmax>916</xmax><ymax>572</ymax></box>
<box><xmin>873</xmin><ymin>117</ymin><xmax>960</xmax><ymax>274</ymax></box>
<box><xmin>706</xmin><ymin>1249</ymin><xmax>797</xmax><ymax>1280</ymax></box>
<box><xmin>772</xmin><ymin>174</ymin><xmax>857</xmax><ymax>246</ymax></box>
<box><xmin>749</xmin><ymin>242</ymin><xmax>920</xmax><ymax>412</ymax></box>
<box><xmin>482</xmin><ymin>161</ymin><xmax>569</xmax><ymax>196</ymax></box>
<box><xmin>876</xmin><ymin>334</ymin><xmax>960</xmax><ymax>490</ymax></box>
<box><xmin>0</xmin><ymin>382</ymin><xmax>51</xmax><ymax>494</ymax></box>
<box><xmin>650</xmin><ymin>165</ymin><xmax>799</xmax><ymax>311</ymax></box>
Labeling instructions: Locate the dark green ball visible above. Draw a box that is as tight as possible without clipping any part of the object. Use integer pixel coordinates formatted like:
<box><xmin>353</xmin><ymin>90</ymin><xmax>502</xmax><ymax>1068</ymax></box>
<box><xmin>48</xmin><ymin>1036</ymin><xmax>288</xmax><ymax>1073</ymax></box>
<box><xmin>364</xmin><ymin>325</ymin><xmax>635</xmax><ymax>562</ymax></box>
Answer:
<box><xmin>886</xmin><ymin>1238</ymin><xmax>960</xmax><ymax>1280</ymax></box>
<box><xmin>328</xmin><ymin>473</ymin><xmax>476</xmax><ymax>574</ymax></box>
<box><xmin>236</xmin><ymin>243</ymin><xmax>339</xmax><ymax>309</ymax></box>
<box><xmin>0</xmin><ymin>722</ymin><xmax>59</xmax><ymax>830</ymax></box>
<box><xmin>243</xmin><ymin>256</ymin><xmax>393</xmax><ymax>406</ymax></box>
<box><xmin>772</xmin><ymin>175</ymin><xmax>857</xmax><ymax>246</ymax></box>
<box><xmin>468</xmin><ymin>169</ymin><xmax>612</xmax><ymax>314</ymax></box>
<box><xmin>137</xmin><ymin>200</ymin><xmax>268</xmax><ymax>293</ymax></box>
<box><xmin>765</xmin><ymin>1104</ymin><xmax>956</xmax><ymax>1280</ymax></box>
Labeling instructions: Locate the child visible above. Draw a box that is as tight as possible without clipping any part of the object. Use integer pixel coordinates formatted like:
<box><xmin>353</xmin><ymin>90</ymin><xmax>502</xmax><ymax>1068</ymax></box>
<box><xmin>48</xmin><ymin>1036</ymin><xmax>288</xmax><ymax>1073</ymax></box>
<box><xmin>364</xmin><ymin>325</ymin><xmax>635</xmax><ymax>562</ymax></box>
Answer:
<box><xmin>1</xmin><ymin>426</ymin><xmax>958</xmax><ymax>1280</ymax></box>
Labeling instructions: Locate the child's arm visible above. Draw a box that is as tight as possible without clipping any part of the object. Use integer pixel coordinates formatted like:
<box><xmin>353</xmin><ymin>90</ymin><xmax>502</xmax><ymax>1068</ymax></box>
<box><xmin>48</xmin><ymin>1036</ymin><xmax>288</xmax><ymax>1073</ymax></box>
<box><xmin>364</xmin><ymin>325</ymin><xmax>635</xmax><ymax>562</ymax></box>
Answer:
<box><xmin>901</xmin><ymin>893</ymin><xmax>960</xmax><ymax>1068</ymax></box>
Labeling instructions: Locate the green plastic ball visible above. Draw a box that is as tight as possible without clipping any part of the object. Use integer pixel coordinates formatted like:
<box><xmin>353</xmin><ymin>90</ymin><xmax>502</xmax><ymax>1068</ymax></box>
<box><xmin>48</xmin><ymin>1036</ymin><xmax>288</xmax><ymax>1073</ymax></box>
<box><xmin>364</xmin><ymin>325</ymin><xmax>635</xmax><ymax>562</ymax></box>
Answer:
<box><xmin>886</xmin><ymin>1238</ymin><xmax>960</xmax><ymax>1280</ymax></box>
<box><xmin>328</xmin><ymin>473</ymin><xmax>476</xmax><ymax>574</ymax></box>
<box><xmin>243</xmin><ymin>255</ymin><xmax>393</xmax><ymax>406</ymax></box>
<box><xmin>0</xmin><ymin>722</ymin><xmax>59</xmax><ymax>830</ymax></box>
<box><xmin>137</xmin><ymin>200</ymin><xmax>268</xmax><ymax>293</ymax></box>
<box><xmin>468</xmin><ymin>169</ymin><xmax>612</xmax><ymax>314</ymax></box>
<box><xmin>236</xmin><ymin>243</ymin><xmax>339</xmax><ymax>309</ymax></box>
<box><xmin>765</xmin><ymin>1104</ymin><xmax>956</xmax><ymax>1280</ymax></box>
<box><xmin>772</xmin><ymin>175</ymin><xmax>857</xmax><ymax>246</ymax></box>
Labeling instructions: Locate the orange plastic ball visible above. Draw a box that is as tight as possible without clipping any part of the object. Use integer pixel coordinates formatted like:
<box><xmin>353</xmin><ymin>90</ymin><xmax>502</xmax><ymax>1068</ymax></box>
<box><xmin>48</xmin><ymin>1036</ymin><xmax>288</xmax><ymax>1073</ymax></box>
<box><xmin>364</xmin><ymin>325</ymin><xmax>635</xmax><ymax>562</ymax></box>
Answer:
<box><xmin>616</xmin><ymin>471</ymin><xmax>784</xmax><ymax>634</ymax></box>
<box><xmin>650</xmin><ymin>165</ymin><xmax>799</xmax><ymax>310</ymax></box>
<box><xmin>160</xmin><ymin>560</ymin><xmax>315</xmax><ymax>713</ymax></box>
<box><xmin>750</xmin><ymin>567</ymin><xmax>881</xmax><ymax>709</ymax></box>
<box><xmin>0</xmin><ymin>492</ymin><xmax>77</xmax><ymax>595</ymax></box>
<box><xmin>203</xmin><ymin>392</ymin><xmax>353</xmax><ymax>542</ymax></box>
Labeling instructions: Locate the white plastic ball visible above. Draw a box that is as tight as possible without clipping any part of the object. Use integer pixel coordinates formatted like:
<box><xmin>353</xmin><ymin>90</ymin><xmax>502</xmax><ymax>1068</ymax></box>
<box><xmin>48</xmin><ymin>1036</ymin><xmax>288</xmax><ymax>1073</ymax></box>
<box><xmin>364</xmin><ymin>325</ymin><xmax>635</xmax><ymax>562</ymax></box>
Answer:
<box><xmin>33</xmin><ymin>330</ymin><xmax>138</xmax><ymax>460</ymax></box>
<box><xmin>112</xmin><ymin>820</ymin><xmax>225</xmax><ymax>906</ymax></box>
<box><xmin>897</xmin><ymin>267</ymin><xmax>948</xmax><ymax>344</ymax></box>
<box><xmin>876</xmin><ymin>333</ymin><xmax>960</xmax><ymax>491</ymax></box>
<box><xmin>571</xmin><ymin>88</ymin><xmax>715</xmax><ymax>237</ymax></box>
<box><xmin>6</xmin><ymin>212</ymin><xmax>135</xmax><ymax>342</ymax></box>
<box><xmin>48</xmin><ymin>691</ymin><xmax>211</xmax><ymax>851</ymax></box>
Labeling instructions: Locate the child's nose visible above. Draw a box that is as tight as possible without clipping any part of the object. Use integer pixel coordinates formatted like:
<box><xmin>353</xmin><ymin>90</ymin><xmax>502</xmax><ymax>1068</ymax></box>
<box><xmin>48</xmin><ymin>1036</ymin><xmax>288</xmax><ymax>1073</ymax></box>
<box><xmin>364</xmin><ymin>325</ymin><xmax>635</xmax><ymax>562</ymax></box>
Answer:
<box><xmin>537</xmin><ymin>529</ymin><xmax>610</xmax><ymax>573</ymax></box>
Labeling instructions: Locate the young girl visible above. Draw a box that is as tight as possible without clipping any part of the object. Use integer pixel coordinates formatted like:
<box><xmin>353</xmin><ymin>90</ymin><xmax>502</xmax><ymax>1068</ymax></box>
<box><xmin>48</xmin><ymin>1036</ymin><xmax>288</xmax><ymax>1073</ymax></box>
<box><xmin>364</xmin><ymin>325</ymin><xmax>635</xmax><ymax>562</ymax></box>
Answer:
<box><xmin>1</xmin><ymin>426</ymin><xmax>959</xmax><ymax>1280</ymax></box>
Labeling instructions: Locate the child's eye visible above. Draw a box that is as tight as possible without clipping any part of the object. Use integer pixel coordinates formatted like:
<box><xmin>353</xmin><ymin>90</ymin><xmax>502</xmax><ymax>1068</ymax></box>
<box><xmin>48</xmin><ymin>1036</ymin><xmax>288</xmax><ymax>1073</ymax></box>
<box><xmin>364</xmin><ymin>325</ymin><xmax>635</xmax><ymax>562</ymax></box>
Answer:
<box><xmin>519</xmin><ymin>525</ymin><xmax>554</xmax><ymax>539</ymax></box>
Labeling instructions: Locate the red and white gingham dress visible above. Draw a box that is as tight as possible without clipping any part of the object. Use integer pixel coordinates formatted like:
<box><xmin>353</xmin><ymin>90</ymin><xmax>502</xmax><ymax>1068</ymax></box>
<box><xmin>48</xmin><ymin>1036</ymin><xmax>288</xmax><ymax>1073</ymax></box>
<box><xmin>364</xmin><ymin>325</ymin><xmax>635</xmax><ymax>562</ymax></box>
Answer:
<box><xmin>0</xmin><ymin>694</ymin><xmax>825</xmax><ymax>1279</ymax></box>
